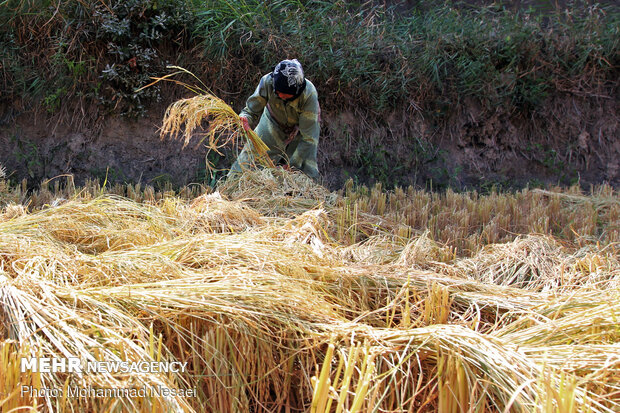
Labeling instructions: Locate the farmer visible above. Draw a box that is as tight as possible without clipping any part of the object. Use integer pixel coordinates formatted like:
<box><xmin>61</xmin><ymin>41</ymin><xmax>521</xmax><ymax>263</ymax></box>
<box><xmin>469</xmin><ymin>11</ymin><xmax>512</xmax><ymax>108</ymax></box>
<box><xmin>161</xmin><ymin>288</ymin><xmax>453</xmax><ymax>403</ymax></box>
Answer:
<box><xmin>228</xmin><ymin>59</ymin><xmax>321</xmax><ymax>180</ymax></box>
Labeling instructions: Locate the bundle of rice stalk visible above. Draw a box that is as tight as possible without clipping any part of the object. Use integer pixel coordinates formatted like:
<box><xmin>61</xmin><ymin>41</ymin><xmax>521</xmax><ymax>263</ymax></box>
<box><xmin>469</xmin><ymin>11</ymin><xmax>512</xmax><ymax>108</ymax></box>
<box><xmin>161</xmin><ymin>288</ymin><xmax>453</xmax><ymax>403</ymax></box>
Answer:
<box><xmin>218</xmin><ymin>169</ymin><xmax>336</xmax><ymax>216</ymax></box>
<box><xmin>259</xmin><ymin>209</ymin><xmax>331</xmax><ymax>260</ymax></box>
<box><xmin>450</xmin><ymin>235</ymin><xmax>566</xmax><ymax>290</ymax></box>
<box><xmin>496</xmin><ymin>297</ymin><xmax>620</xmax><ymax>346</ymax></box>
<box><xmin>336</xmin><ymin>234</ymin><xmax>405</xmax><ymax>264</ymax></box>
<box><xmin>330</xmin><ymin>197</ymin><xmax>422</xmax><ymax>246</ymax></box>
<box><xmin>1</xmin><ymin>229</ymin><xmax>186</xmax><ymax>289</ymax></box>
<box><xmin>354</xmin><ymin>265</ymin><xmax>550</xmax><ymax>314</ymax></box>
<box><xmin>78</xmin><ymin>269</ymin><xmax>343</xmax><ymax>336</ymax></box>
<box><xmin>1</xmin><ymin>203</ymin><xmax>26</xmax><ymax>221</ymax></box>
<box><xmin>396</xmin><ymin>230</ymin><xmax>456</xmax><ymax>266</ymax></box>
<box><xmin>567</xmin><ymin>243</ymin><xmax>619</xmax><ymax>289</ymax></box>
<box><xmin>355</xmin><ymin>263</ymin><xmax>613</xmax><ymax>332</ymax></box>
<box><xmin>151</xmin><ymin>67</ymin><xmax>273</xmax><ymax>172</ymax></box>
<box><xmin>533</xmin><ymin>187</ymin><xmax>619</xmax><ymax>211</ymax></box>
<box><xmin>519</xmin><ymin>343</ymin><xmax>620</xmax><ymax>405</ymax></box>
<box><xmin>69</xmin><ymin>270</ymin><xmax>351</xmax><ymax>411</ymax></box>
<box><xmin>181</xmin><ymin>192</ymin><xmax>265</xmax><ymax>234</ymax></box>
<box><xmin>83</xmin><ymin>226</ymin><xmax>336</xmax><ymax>290</ymax></box>
<box><xmin>0</xmin><ymin>234</ymin><xmax>82</xmax><ymax>288</ymax></box>
<box><xmin>308</xmin><ymin>263</ymin><xmax>529</xmax><ymax>333</ymax></box>
<box><xmin>0</xmin><ymin>195</ymin><xmax>179</xmax><ymax>255</ymax></box>
<box><xmin>493</xmin><ymin>299</ymin><xmax>620</xmax><ymax>411</ymax></box>
<box><xmin>310</xmin><ymin>340</ymin><xmax>376</xmax><ymax>413</ymax></box>
<box><xmin>0</xmin><ymin>340</ymin><xmax>39</xmax><ymax>411</ymax></box>
<box><xmin>430</xmin><ymin>235</ymin><xmax>619</xmax><ymax>292</ymax></box>
<box><xmin>140</xmin><ymin>231</ymin><xmax>333</xmax><ymax>279</ymax></box>
<box><xmin>2</xmin><ymin>219</ymin><xmax>343</xmax><ymax>410</ymax></box>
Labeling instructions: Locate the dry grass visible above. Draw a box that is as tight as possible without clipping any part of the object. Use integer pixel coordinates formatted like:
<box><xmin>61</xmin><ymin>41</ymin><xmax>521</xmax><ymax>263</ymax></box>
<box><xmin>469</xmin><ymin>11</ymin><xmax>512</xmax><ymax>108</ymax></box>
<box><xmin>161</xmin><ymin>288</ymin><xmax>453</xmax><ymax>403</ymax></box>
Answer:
<box><xmin>160</xmin><ymin>91</ymin><xmax>275</xmax><ymax>172</ymax></box>
<box><xmin>219</xmin><ymin>169</ymin><xmax>337</xmax><ymax>216</ymax></box>
<box><xmin>142</xmin><ymin>66</ymin><xmax>274</xmax><ymax>173</ymax></box>
<box><xmin>1</xmin><ymin>170</ymin><xmax>618</xmax><ymax>412</ymax></box>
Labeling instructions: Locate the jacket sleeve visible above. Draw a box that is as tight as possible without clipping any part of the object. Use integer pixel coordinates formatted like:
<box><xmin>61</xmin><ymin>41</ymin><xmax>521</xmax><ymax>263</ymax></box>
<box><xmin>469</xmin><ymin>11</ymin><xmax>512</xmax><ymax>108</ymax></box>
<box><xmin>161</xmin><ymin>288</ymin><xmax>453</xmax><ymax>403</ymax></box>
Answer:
<box><xmin>289</xmin><ymin>90</ymin><xmax>320</xmax><ymax>179</ymax></box>
<box><xmin>239</xmin><ymin>75</ymin><xmax>269</xmax><ymax>129</ymax></box>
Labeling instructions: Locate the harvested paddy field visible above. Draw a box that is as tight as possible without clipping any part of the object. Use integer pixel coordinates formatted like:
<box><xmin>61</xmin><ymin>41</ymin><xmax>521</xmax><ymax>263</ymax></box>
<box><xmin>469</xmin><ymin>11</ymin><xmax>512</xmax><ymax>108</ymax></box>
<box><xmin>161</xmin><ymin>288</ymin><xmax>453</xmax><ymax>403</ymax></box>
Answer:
<box><xmin>1</xmin><ymin>170</ymin><xmax>618</xmax><ymax>412</ymax></box>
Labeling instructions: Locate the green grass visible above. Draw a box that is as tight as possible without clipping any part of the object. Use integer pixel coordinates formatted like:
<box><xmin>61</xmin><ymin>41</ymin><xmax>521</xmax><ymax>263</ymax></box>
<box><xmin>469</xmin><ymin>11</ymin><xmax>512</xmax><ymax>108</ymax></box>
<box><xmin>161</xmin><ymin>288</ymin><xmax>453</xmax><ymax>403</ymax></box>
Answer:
<box><xmin>193</xmin><ymin>1</ymin><xmax>619</xmax><ymax>113</ymax></box>
<box><xmin>1</xmin><ymin>1</ymin><xmax>617</xmax><ymax>117</ymax></box>
<box><xmin>0</xmin><ymin>1</ymin><xmax>617</xmax><ymax>189</ymax></box>
<box><xmin>0</xmin><ymin>0</ymin><xmax>196</xmax><ymax>116</ymax></box>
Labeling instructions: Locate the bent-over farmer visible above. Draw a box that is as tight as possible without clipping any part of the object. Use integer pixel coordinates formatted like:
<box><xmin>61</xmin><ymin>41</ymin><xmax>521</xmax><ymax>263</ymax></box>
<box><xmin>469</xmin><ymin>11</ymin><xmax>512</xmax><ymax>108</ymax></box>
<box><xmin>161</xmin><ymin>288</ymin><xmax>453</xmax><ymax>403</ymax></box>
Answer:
<box><xmin>228</xmin><ymin>59</ymin><xmax>321</xmax><ymax>180</ymax></box>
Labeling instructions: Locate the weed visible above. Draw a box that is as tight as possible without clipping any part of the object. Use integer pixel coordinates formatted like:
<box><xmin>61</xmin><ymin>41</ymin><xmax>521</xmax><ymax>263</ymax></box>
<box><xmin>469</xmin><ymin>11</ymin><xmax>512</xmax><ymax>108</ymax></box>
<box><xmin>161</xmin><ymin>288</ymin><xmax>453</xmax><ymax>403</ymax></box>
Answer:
<box><xmin>150</xmin><ymin>173</ymin><xmax>174</xmax><ymax>191</ymax></box>
<box><xmin>11</xmin><ymin>136</ymin><xmax>42</xmax><ymax>179</ymax></box>
<box><xmin>193</xmin><ymin>1</ymin><xmax>618</xmax><ymax>116</ymax></box>
<box><xmin>89</xmin><ymin>166</ymin><xmax>127</xmax><ymax>185</ymax></box>
<box><xmin>2</xmin><ymin>1</ymin><xmax>617</xmax><ymax>119</ymax></box>
<box><xmin>430</xmin><ymin>164</ymin><xmax>463</xmax><ymax>190</ymax></box>
<box><xmin>354</xmin><ymin>140</ymin><xmax>403</xmax><ymax>187</ymax></box>
<box><xmin>1</xmin><ymin>0</ymin><xmax>196</xmax><ymax>116</ymax></box>
<box><xmin>42</xmin><ymin>87</ymin><xmax>68</xmax><ymax>113</ymax></box>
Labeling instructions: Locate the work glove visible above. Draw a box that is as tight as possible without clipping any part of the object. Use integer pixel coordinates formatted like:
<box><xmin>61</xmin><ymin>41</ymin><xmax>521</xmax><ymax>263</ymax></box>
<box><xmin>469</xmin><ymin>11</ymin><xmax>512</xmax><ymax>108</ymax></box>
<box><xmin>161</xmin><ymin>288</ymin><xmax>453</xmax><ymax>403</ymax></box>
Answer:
<box><xmin>239</xmin><ymin>116</ymin><xmax>251</xmax><ymax>132</ymax></box>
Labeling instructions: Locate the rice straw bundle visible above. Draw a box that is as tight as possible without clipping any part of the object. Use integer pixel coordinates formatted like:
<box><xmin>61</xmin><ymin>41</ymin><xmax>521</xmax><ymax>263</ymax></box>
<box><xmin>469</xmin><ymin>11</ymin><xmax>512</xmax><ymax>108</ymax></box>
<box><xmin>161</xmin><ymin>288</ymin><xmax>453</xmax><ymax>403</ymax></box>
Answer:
<box><xmin>138</xmin><ymin>66</ymin><xmax>274</xmax><ymax>172</ymax></box>
<box><xmin>161</xmin><ymin>92</ymin><xmax>269</xmax><ymax>164</ymax></box>
<box><xmin>219</xmin><ymin>168</ymin><xmax>336</xmax><ymax>215</ymax></box>
<box><xmin>1</xmin><ymin>203</ymin><xmax>26</xmax><ymax>221</ymax></box>
<box><xmin>0</xmin><ymin>196</ymin><xmax>176</xmax><ymax>254</ymax></box>
<box><xmin>452</xmin><ymin>235</ymin><xmax>566</xmax><ymax>289</ymax></box>
<box><xmin>397</xmin><ymin>230</ymin><xmax>457</xmax><ymax>266</ymax></box>
<box><xmin>0</xmin><ymin>271</ymin><xmax>193</xmax><ymax>412</ymax></box>
<box><xmin>442</xmin><ymin>235</ymin><xmax>620</xmax><ymax>291</ymax></box>
<box><xmin>182</xmin><ymin>192</ymin><xmax>265</xmax><ymax>233</ymax></box>
<box><xmin>337</xmin><ymin>234</ymin><xmax>404</xmax><ymax>264</ymax></box>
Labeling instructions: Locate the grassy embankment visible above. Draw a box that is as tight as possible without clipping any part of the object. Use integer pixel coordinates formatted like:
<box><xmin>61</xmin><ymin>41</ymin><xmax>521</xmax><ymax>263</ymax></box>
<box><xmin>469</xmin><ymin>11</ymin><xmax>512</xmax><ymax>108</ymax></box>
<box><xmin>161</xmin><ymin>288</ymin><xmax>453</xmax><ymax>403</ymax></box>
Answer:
<box><xmin>1</xmin><ymin>1</ymin><xmax>618</xmax><ymax>186</ymax></box>
<box><xmin>3</xmin><ymin>0</ymin><xmax>617</xmax><ymax>115</ymax></box>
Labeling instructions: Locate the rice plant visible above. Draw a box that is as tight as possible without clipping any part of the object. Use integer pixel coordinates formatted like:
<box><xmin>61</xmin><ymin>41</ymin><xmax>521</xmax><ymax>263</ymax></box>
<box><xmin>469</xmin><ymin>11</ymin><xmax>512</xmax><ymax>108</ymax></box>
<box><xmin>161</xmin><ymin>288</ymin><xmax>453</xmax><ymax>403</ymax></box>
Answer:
<box><xmin>1</xmin><ymin>171</ymin><xmax>618</xmax><ymax>412</ymax></box>
<box><xmin>141</xmin><ymin>66</ymin><xmax>275</xmax><ymax>173</ymax></box>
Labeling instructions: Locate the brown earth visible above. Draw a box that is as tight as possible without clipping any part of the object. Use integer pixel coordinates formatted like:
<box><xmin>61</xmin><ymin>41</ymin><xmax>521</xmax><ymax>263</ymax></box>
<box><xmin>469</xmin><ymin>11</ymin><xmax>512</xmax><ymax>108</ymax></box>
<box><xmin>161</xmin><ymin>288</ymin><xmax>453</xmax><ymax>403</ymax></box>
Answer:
<box><xmin>1</xmin><ymin>91</ymin><xmax>618</xmax><ymax>192</ymax></box>
<box><xmin>321</xmin><ymin>91</ymin><xmax>619</xmax><ymax>190</ymax></box>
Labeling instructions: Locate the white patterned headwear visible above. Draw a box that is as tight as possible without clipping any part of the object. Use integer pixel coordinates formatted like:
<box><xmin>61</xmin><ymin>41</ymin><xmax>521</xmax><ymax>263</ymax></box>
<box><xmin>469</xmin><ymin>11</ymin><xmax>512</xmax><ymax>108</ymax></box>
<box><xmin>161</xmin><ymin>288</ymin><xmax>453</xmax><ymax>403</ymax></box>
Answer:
<box><xmin>272</xmin><ymin>59</ymin><xmax>306</xmax><ymax>97</ymax></box>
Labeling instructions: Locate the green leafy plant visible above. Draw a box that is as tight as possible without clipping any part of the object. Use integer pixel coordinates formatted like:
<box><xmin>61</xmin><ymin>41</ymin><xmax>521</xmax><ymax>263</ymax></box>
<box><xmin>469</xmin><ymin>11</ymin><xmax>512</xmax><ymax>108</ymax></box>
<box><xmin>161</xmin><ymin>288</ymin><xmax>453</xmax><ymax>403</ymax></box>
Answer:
<box><xmin>11</xmin><ymin>136</ymin><xmax>42</xmax><ymax>179</ymax></box>
<box><xmin>2</xmin><ymin>1</ymin><xmax>617</xmax><ymax>118</ymax></box>
<box><xmin>0</xmin><ymin>0</ymin><xmax>197</xmax><ymax>116</ymax></box>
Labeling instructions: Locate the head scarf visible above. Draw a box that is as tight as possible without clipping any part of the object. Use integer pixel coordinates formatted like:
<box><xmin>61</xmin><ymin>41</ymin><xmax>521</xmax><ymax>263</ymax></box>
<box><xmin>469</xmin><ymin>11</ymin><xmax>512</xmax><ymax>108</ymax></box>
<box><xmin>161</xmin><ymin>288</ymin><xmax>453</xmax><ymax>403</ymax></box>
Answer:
<box><xmin>272</xmin><ymin>59</ymin><xmax>306</xmax><ymax>99</ymax></box>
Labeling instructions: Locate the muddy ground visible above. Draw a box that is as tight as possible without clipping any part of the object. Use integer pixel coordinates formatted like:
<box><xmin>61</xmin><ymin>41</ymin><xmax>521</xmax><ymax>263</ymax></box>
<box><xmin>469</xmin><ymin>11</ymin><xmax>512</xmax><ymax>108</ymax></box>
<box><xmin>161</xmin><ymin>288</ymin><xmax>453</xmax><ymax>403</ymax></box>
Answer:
<box><xmin>1</xmin><ymin>91</ymin><xmax>618</xmax><ymax>192</ymax></box>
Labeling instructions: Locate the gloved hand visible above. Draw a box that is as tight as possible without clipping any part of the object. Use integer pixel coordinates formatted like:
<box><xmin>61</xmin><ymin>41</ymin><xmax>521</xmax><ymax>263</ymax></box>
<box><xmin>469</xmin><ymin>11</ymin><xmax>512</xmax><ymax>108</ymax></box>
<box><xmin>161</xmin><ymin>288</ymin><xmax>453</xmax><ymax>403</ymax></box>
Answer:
<box><xmin>239</xmin><ymin>116</ymin><xmax>251</xmax><ymax>132</ymax></box>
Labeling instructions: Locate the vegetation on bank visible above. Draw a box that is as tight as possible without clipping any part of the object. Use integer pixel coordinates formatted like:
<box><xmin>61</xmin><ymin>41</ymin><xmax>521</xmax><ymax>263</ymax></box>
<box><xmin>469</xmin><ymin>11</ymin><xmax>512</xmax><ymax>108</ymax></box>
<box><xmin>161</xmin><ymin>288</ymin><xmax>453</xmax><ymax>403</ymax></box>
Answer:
<box><xmin>1</xmin><ymin>1</ymin><xmax>618</xmax><ymax>190</ymax></box>
<box><xmin>1</xmin><ymin>0</ymin><xmax>617</xmax><ymax>118</ymax></box>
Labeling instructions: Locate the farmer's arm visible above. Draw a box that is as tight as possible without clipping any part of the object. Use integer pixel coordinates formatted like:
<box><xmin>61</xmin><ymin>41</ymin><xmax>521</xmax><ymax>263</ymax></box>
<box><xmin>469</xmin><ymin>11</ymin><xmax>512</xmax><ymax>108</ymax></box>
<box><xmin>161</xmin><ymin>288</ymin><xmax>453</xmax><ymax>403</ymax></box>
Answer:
<box><xmin>239</xmin><ymin>75</ymin><xmax>269</xmax><ymax>129</ymax></box>
<box><xmin>289</xmin><ymin>91</ymin><xmax>320</xmax><ymax>179</ymax></box>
